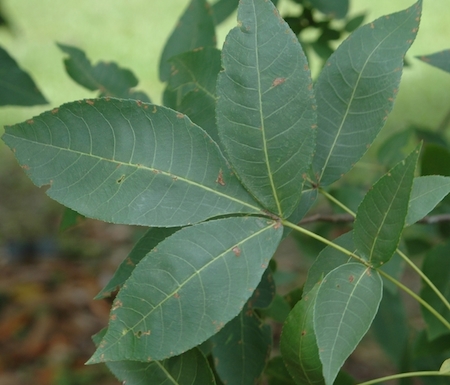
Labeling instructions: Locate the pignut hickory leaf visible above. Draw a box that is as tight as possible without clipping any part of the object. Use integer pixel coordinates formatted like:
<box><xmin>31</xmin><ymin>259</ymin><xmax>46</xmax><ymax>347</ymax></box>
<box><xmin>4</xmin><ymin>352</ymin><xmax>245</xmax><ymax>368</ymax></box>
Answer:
<box><xmin>217</xmin><ymin>0</ymin><xmax>316</xmax><ymax>218</ymax></box>
<box><xmin>313</xmin><ymin>1</ymin><xmax>422</xmax><ymax>186</ymax></box>
<box><xmin>353</xmin><ymin>146</ymin><xmax>419</xmax><ymax>267</ymax></box>
<box><xmin>2</xmin><ymin>99</ymin><xmax>262</xmax><ymax>227</ymax></box>
<box><xmin>89</xmin><ymin>216</ymin><xmax>282</xmax><ymax>363</ymax></box>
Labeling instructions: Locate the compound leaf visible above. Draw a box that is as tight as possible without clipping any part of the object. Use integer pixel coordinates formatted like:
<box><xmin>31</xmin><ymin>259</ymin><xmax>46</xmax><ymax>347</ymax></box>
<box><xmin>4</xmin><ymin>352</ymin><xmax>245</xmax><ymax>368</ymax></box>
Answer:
<box><xmin>58</xmin><ymin>43</ymin><xmax>150</xmax><ymax>101</ymax></box>
<box><xmin>406</xmin><ymin>176</ymin><xmax>450</xmax><ymax>226</ymax></box>
<box><xmin>2</xmin><ymin>98</ymin><xmax>262</xmax><ymax>227</ymax></box>
<box><xmin>313</xmin><ymin>1</ymin><xmax>422</xmax><ymax>186</ymax></box>
<box><xmin>96</xmin><ymin>227</ymin><xmax>181</xmax><ymax>299</ymax></box>
<box><xmin>417</xmin><ymin>49</ymin><xmax>450</xmax><ymax>74</ymax></box>
<box><xmin>353</xmin><ymin>146</ymin><xmax>419</xmax><ymax>267</ymax></box>
<box><xmin>89</xmin><ymin>216</ymin><xmax>282</xmax><ymax>363</ymax></box>
<box><xmin>314</xmin><ymin>263</ymin><xmax>383</xmax><ymax>385</ymax></box>
<box><xmin>212</xmin><ymin>307</ymin><xmax>272</xmax><ymax>385</ymax></box>
<box><xmin>159</xmin><ymin>0</ymin><xmax>216</xmax><ymax>82</ymax></box>
<box><xmin>0</xmin><ymin>45</ymin><xmax>48</xmax><ymax>106</ymax></box>
<box><xmin>281</xmin><ymin>284</ymin><xmax>325</xmax><ymax>385</ymax></box>
<box><xmin>217</xmin><ymin>0</ymin><xmax>316</xmax><ymax>218</ymax></box>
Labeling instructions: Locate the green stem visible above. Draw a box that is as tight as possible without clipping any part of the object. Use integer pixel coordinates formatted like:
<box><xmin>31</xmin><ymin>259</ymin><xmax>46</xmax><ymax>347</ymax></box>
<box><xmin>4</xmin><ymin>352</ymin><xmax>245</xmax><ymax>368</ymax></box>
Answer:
<box><xmin>358</xmin><ymin>371</ymin><xmax>450</xmax><ymax>385</ymax></box>
<box><xmin>282</xmin><ymin>220</ymin><xmax>366</xmax><ymax>265</ymax></box>
<box><xmin>319</xmin><ymin>188</ymin><xmax>356</xmax><ymax>216</ymax></box>
<box><xmin>396</xmin><ymin>248</ymin><xmax>450</xmax><ymax>312</ymax></box>
<box><xmin>319</xmin><ymin>188</ymin><xmax>450</xmax><ymax>321</ymax></box>
<box><xmin>377</xmin><ymin>269</ymin><xmax>450</xmax><ymax>330</ymax></box>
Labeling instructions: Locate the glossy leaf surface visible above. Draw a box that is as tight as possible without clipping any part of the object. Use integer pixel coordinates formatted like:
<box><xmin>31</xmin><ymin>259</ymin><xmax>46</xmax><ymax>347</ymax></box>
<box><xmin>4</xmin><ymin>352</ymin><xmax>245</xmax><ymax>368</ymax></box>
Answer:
<box><xmin>2</xmin><ymin>99</ymin><xmax>263</xmax><ymax>227</ymax></box>
<box><xmin>96</xmin><ymin>227</ymin><xmax>181</xmax><ymax>299</ymax></box>
<box><xmin>420</xmin><ymin>240</ymin><xmax>450</xmax><ymax>341</ymax></box>
<box><xmin>90</xmin><ymin>216</ymin><xmax>282</xmax><ymax>362</ymax></box>
<box><xmin>314</xmin><ymin>263</ymin><xmax>383</xmax><ymax>385</ymax></box>
<box><xmin>281</xmin><ymin>284</ymin><xmax>325</xmax><ymax>385</ymax></box>
<box><xmin>217</xmin><ymin>0</ymin><xmax>316</xmax><ymax>217</ymax></box>
<box><xmin>159</xmin><ymin>0</ymin><xmax>216</xmax><ymax>82</ymax></box>
<box><xmin>212</xmin><ymin>308</ymin><xmax>271</xmax><ymax>385</ymax></box>
<box><xmin>313</xmin><ymin>1</ymin><xmax>421</xmax><ymax>186</ymax></box>
<box><xmin>417</xmin><ymin>49</ymin><xmax>450</xmax><ymax>74</ymax></box>
<box><xmin>58</xmin><ymin>43</ymin><xmax>150</xmax><ymax>101</ymax></box>
<box><xmin>353</xmin><ymin>147</ymin><xmax>419</xmax><ymax>267</ymax></box>
<box><xmin>0</xmin><ymin>46</ymin><xmax>47</xmax><ymax>106</ymax></box>
<box><xmin>406</xmin><ymin>176</ymin><xmax>450</xmax><ymax>226</ymax></box>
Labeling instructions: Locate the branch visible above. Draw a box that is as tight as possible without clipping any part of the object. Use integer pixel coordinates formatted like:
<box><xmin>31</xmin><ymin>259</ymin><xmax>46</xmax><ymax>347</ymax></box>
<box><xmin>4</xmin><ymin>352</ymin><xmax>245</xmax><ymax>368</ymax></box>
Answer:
<box><xmin>299</xmin><ymin>213</ymin><xmax>450</xmax><ymax>225</ymax></box>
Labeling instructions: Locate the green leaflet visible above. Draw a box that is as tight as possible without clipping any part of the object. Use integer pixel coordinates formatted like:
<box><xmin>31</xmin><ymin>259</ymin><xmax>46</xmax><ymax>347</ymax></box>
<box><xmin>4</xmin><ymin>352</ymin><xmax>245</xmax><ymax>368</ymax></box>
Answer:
<box><xmin>2</xmin><ymin>99</ymin><xmax>262</xmax><ymax>227</ymax></box>
<box><xmin>314</xmin><ymin>263</ymin><xmax>383</xmax><ymax>385</ymax></box>
<box><xmin>0</xmin><ymin>45</ymin><xmax>48</xmax><ymax>106</ymax></box>
<box><xmin>353</xmin><ymin>146</ymin><xmax>420</xmax><ymax>267</ymax></box>
<box><xmin>217</xmin><ymin>0</ymin><xmax>316</xmax><ymax>218</ymax></box>
<box><xmin>159</xmin><ymin>0</ymin><xmax>216</xmax><ymax>82</ymax></box>
<box><xmin>95</xmin><ymin>227</ymin><xmax>181</xmax><ymax>299</ymax></box>
<box><xmin>313</xmin><ymin>1</ymin><xmax>422</xmax><ymax>186</ymax></box>
<box><xmin>281</xmin><ymin>284</ymin><xmax>325</xmax><ymax>385</ymax></box>
<box><xmin>406</xmin><ymin>176</ymin><xmax>450</xmax><ymax>226</ymax></box>
<box><xmin>89</xmin><ymin>216</ymin><xmax>282</xmax><ymax>363</ymax></box>
<box><xmin>417</xmin><ymin>49</ymin><xmax>450</xmax><ymax>74</ymax></box>
<box><xmin>212</xmin><ymin>307</ymin><xmax>272</xmax><ymax>385</ymax></box>
<box><xmin>57</xmin><ymin>43</ymin><xmax>150</xmax><ymax>101</ymax></box>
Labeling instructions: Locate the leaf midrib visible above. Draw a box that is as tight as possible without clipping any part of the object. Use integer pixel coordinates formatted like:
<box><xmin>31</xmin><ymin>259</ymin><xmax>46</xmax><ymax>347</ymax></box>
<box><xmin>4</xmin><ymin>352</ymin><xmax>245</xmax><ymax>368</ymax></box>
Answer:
<box><xmin>8</xmin><ymin>134</ymin><xmax>262</xmax><ymax>213</ymax></box>
<box><xmin>99</xmin><ymin>220</ymin><xmax>276</xmax><ymax>359</ymax></box>
<box><xmin>252</xmin><ymin>1</ymin><xmax>282</xmax><ymax>216</ymax></box>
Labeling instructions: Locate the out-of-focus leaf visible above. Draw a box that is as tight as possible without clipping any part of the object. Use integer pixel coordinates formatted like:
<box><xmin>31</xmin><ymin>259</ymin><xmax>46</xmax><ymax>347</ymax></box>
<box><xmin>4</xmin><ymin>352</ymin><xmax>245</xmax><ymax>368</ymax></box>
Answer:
<box><xmin>59</xmin><ymin>207</ymin><xmax>85</xmax><ymax>232</ymax></box>
<box><xmin>440</xmin><ymin>359</ymin><xmax>450</xmax><ymax>373</ymax></box>
<box><xmin>168</xmin><ymin>47</ymin><xmax>221</xmax><ymax>144</ymax></box>
<box><xmin>372</xmin><ymin>288</ymin><xmax>408</xmax><ymax>367</ymax></box>
<box><xmin>211</xmin><ymin>0</ymin><xmax>238</xmax><ymax>25</ymax></box>
<box><xmin>281</xmin><ymin>284</ymin><xmax>325</xmax><ymax>385</ymax></box>
<box><xmin>2</xmin><ymin>99</ymin><xmax>263</xmax><ymax>227</ymax></box>
<box><xmin>57</xmin><ymin>43</ymin><xmax>150</xmax><ymax>101</ymax></box>
<box><xmin>283</xmin><ymin>188</ymin><xmax>318</xmax><ymax>238</ymax></box>
<box><xmin>417</xmin><ymin>50</ymin><xmax>450</xmax><ymax>74</ymax></box>
<box><xmin>421</xmin><ymin>144</ymin><xmax>450</xmax><ymax>176</ymax></box>
<box><xmin>314</xmin><ymin>263</ymin><xmax>383</xmax><ymax>385</ymax></box>
<box><xmin>265</xmin><ymin>356</ymin><xmax>296</xmax><ymax>385</ymax></box>
<box><xmin>250</xmin><ymin>268</ymin><xmax>276</xmax><ymax>309</ymax></box>
<box><xmin>95</xmin><ymin>227</ymin><xmax>181</xmax><ymax>299</ymax></box>
<box><xmin>344</xmin><ymin>14</ymin><xmax>365</xmax><ymax>33</ymax></box>
<box><xmin>353</xmin><ymin>146</ymin><xmax>419</xmax><ymax>267</ymax></box>
<box><xmin>212</xmin><ymin>307</ymin><xmax>271</xmax><ymax>385</ymax></box>
<box><xmin>313</xmin><ymin>1</ymin><xmax>421</xmax><ymax>186</ymax></box>
<box><xmin>309</xmin><ymin>0</ymin><xmax>349</xmax><ymax>19</ymax></box>
<box><xmin>420</xmin><ymin>240</ymin><xmax>450</xmax><ymax>341</ymax></box>
<box><xmin>217</xmin><ymin>0</ymin><xmax>316</xmax><ymax>217</ymax></box>
<box><xmin>377</xmin><ymin>128</ymin><xmax>414</xmax><ymax>167</ymax></box>
<box><xmin>89</xmin><ymin>216</ymin><xmax>282</xmax><ymax>363</ymax></box>
<box><xmin>159</xmin><ymin>0</ymin><xmax>216</xmax><ymax>82</ymax></box>
<box><xmin>406</xmin><ymin>176</ymin><xmax>450</xmax><ymax>226</ymax></box>
<box><xmin>0</xmin><ymin>45</ymin><xmax>48</xmax><ymax>106</ymax></box>
<box><xmin>259</xmin><ymin>294</ymin><xmax>291</xmax><ymax>323</ymax></box>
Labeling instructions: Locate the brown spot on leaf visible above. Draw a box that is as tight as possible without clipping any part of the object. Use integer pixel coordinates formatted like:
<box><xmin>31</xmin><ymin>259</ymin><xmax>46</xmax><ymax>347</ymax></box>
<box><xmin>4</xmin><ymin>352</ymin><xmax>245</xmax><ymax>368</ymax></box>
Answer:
<box><xmin>126</xmin><ymin>257</ymin><xmax>134</xmax><ymax>266</ymax></box>
<box><xmin>272</xmin><ymin>77</ymin><xmax>286</xmax><ymax>87</ymax></box>
<box><xmin>51</xmin><ymin>108</ymin><xmax>59</xmax><ymax>114</ymax></box>
<box><xmin>174</xmin><ymin>292</ymin><xmax>180</xmax><ymax>299</ymax></box>
<box><xmin>26</xmin><ymin>119</ymin><xmax>34</xmax><ymax>124</ymax></box>
<box><xmin>349</xmin><ymin>275</ymin><xmax>354</xmax><ymax>283</ymax></box>
<box><xmin>301</xmin><ymin>330</ymin><xmax>307</xmax><ymax>336</ymax></box>
<box><xmin>112</xmin><ymin>300</ymin><xmax>123</xmax><ymax>311</ymax></box>
<box><xmin>232</xmin><ymin>246</ymin><xmax>241</xmax><ymax>257</ymax></box>
<box><xmin>176</xmin><ymin>113</ymin><xmax>184</xmax><ymax>119</ymax></box>
<box><xmin>370</xmin><ymin>22</ymin><xmax>375</xmax><ymax>29</ymax></box>
<box><xmin>21</xmin><ymin>165</ymin><xmax>30</xmax><ymax>170</ymax></box>
<box><xmin>86</xmin><ymin>99</ymin><xmax>94</xmax><ymax>105</ymax></box>
<box><xmin>216</xmin><ymin>169</ymin><xmax>225</xmax><ymax>186</ymax></box>
<box><xmin>152</xmin><ymin>106</ymin><xmax>157</xmax><ymax>113</ymax></box>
